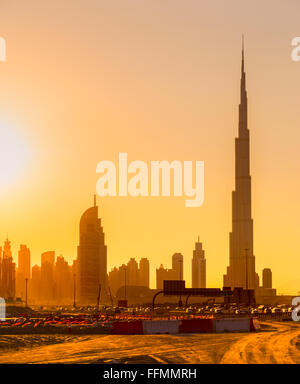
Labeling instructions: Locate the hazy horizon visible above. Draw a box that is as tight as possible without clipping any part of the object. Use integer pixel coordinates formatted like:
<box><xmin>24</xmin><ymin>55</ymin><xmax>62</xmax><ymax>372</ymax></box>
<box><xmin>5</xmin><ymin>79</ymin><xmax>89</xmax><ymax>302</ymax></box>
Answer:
<box><xmin>0</xmin><ymin>0</ymin><xmax>299</xmax><ymax>293</ymax></box>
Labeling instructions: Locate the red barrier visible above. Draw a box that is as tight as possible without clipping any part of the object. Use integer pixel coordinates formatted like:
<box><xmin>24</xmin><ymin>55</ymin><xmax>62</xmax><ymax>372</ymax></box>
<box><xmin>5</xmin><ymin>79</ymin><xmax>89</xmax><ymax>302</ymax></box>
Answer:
<box><xmin>179</xmin><ymin>318</ymin><xmax>213</xmax><ymax>333</ymax></box>
<box><xmin>111</xmin><ymin>320</ymin><xmax>143</xmax><ymax>335</ymax></box>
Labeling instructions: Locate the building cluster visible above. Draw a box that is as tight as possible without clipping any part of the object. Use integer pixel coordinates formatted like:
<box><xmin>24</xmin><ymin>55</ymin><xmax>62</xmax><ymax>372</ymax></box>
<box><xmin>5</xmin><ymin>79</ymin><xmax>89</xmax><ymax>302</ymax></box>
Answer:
<box><xmin>0</xmin><ymin>238</ymin><xmax>78</xmax><ymax>304</ymax></box>
<box><xmin>5</xmin><ymin>242</ymin><xmax>77</xmax><ymax>305</ymax></box>
<box><xmin>0</xmin><ymin>230</ymin><xmax>210</xmax><ymax>305</ymax></box>
<box><xmin>108</xmin><ymin>258</ymin><xmax>150</xmax><ymax>296</ymax></box>
<box><xmin>0</xmin><ymin>44</ymin><xmax>278</xmax><ymax>306</ymax></box>
<box><xmin>156</xmin><ymin>253</ymin><xmax>183</xmax><ymax>290</ymax></box>
<box><xmin>30</xmin><ymin>252</ymin><xmax>76</xmax><ymax>305</ymax></box>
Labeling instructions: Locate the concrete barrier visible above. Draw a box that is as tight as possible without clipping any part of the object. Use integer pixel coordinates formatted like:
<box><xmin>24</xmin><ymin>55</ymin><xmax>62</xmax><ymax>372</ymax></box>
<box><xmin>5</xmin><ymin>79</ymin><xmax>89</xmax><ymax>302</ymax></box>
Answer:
<box><xmin>109</xmin><ymin>317</ymin><xmax>258</xmax><ymax>335</ymax></box>
<box><xmin>214</xmin><ymin>318</ymin><xmax>250</xmax><ymax>333</ymax></box>
<box><xmin>179</xmin><ymin>318</ymin><xmax>213</xmax><ymax>333</ymax></box>
<box><xmin>111</xmin><ymin>320</ymin><xmax>143</xmax><ymax>334</ymax></box>
<box><xmin>143</xmin><ymin>320</ymin><xmax>180</xmax><ymax>334</ymax></box>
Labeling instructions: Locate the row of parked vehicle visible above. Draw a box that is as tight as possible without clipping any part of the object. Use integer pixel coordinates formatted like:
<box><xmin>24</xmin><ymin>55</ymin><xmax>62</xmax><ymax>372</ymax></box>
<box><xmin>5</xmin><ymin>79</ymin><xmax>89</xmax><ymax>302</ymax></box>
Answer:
<box><xmin>183</xmin><ymin>304</ymin><xmax>294</xmax><ymax>316</ymax></box>
<box><xmin>32</xmin><ymin>303</ymin><xmax>294</xmax><ymax>318</ymax></box>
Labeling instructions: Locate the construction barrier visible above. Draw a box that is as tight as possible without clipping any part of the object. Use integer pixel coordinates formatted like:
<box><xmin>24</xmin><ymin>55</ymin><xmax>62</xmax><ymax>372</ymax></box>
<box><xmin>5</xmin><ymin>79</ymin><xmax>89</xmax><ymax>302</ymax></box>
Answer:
<box><xmin>214</xmin><ymin>318</ymin><xmax>251</xmax><ymax>333</ymax></box>
<box><xmin>143</xmin><ymin>320</ymin><xmax>180</xmax><ymax>334</ymax></box>
<box><xmin>5</xmin><ymin>317</ymin><xmax>257</xmax><ymax>335</ymax></box>
<box><xmin>179</xmin><ymin>318</ymin><xmax>213</xmax><ymax>333</ymax></box>
<box><xmin>111</xmin><ymin>320</ymin><xmax>143</xmax><ymax>335</ymax></box>
<box><xmin>109</xmin><ymin>317</ymin><xmax>258</xmax><ymax>334</ymax></box>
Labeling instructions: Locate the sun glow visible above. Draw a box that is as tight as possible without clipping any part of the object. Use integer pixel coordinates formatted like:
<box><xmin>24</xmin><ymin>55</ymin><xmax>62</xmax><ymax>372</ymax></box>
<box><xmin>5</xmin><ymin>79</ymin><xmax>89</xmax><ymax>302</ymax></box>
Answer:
<box><xmin>0</xmin><ymin>124</ymin><xmax>30</xmax><ymax>190</ymax></box>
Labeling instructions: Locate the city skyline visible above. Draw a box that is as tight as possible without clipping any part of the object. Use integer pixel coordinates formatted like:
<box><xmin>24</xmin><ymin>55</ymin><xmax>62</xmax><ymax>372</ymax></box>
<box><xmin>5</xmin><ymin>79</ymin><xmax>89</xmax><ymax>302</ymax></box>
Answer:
<box><xmin>0</xmin><ymin>41</ymin><xmax>290</xmax><ymax>296</ymax></box>
<box><xmin>0</xmin><ymin>231</ymin><xmax>205</xmax><ymax>303</ymax></box>
<box><xmin>0</xmin><ymin>1</ymin><xmax>299</xmax><ymax>294</ymax></box>
<box><xmin>0</xmin><ymin>47</ymin><xmax>280</xmax><ymax>296</ymax></box>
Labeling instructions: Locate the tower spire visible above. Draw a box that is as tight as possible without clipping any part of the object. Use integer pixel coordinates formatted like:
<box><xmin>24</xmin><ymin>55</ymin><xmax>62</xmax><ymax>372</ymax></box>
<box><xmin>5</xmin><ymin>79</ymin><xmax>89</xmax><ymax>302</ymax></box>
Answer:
<box><xmin>94</xmin><ymin>194</ymin><xmax>97</xmax><ymax>207</ymax></box>
<box><xmin>242</xmin><ymin>35</ymin><xmax>244</xmax><ymax>73</ymax></box>
<box><xmin>223</xmin><ymin>42</ymin><xmax>255</xmax><ymax>290</ymax></box>
<box><xmin>239</xmin><ymin>35</ymin><xmax>248</xmax><ymax>136</ymax></box>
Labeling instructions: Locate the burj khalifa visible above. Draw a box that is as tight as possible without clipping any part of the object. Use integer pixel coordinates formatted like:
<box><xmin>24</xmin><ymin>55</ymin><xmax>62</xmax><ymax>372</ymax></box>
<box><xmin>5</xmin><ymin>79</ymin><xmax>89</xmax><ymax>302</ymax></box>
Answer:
<box><xmin>224</xmin><ymin>41</ymin><xmax>258</xmax><ymax>290</ymax></box>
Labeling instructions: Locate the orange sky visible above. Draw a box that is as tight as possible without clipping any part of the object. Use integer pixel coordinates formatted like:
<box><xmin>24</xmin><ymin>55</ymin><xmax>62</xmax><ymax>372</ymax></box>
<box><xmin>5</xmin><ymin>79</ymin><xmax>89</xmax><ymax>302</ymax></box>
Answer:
<box><xmin>0</xmin><ymin>0</ymin><xmax>299</xmax><ymax>293</ymax></box>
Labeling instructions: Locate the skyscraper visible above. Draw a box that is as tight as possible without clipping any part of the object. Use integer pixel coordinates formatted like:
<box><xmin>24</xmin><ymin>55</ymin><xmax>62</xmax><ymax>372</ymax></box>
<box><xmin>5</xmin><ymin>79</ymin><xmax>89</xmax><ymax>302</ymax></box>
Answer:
<box><xmin>139</xmin><ymin>258</ymin><xmax>150</xmax><ymax>288</ymax></box>
<box><xmin>54</xmin><ymin>255</ymin><xmax>72</xmax><ymax>304</ymax></box>
<box><xmin>262</xmin><ymin>268</ymin><xmax>272</xmax><ymax>289</ymax></box>
<box><xmin>31</xmin><ymin>265</ymin><xmax>41</xmax><ymax>304</ymax></box>
<box><xmin>77</xmin><ymin>197</ymin><xmax>107</xmax><ymax>305</ymax></box>
<box><xmin>172</xmin><ymin>253</ymin><xmax>183</xmax><ymax>280</ymax></box>
<box><xmin>41</xmin><ymin>251</ymin><xmax>55</xmax><ymax>303</ymax></box>
<box><xmin>1</xmin><ymin>238</ymin><xmax>16</xmax><ymax>299</ymax></box>
<box><xmin>192</xmin><ymin>238</ymin><xmax>206</xmax><ymax>288</ymax></box>
<box><xmin>156</xmin><ymin>253</ymin><xmax>184</xmax><ymax>289</ymax></box>
<box><xmin>16</xmin><ymin>245</ymin><xmax>31</xmax><ymax>300</ymax></box>
<box><xmin>224</xmin><ymin>41</ymin><xmax>258</xmax><ymax>290</ymax></box>
<box><xmin>127</xmin><ymin>258</ymin><xmax>139</xmax><ymax>286</ymax></box>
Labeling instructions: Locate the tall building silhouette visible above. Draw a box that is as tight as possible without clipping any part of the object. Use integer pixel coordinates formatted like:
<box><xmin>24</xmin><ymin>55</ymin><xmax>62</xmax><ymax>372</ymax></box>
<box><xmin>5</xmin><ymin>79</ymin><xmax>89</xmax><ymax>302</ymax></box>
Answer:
<box><xmin>77</xmin><ymin>197</ymin><xmax>107</xmax><ymax>305</ymax></box>
<box><xmin>127</xmin><ymin>258</ymin><xmax>139</xmax><ymax>286</ymax></box>
<box><xmin>224</xmin><ymin>41</ymin><xmax>258</xmax><ymax>289</ymax></box>
<box><xmin>2</xmin><ymin>238</ymin><xmax>16</xmax><ymax>299</ymax></box>
<box><xmin>41</xmin><ymin>251</ymin><xmax>55</xmax><ymax>303</ymax></box>
<box><xmin>172</xmin><ymin>253</ymin><xmax>183</xmax><ymax>280</ymax></box>
<box><xmin>31</xmin><ymin>265</ymin><xmax>41</xmax><ymax>304</ymax></box>
<box><xmin>139</xmin><ymin>258</ymin><xmax>150</xmax><ymax>288</ymax></box>
<box><xmin>156</xmin><ymin>253</ymin><xmax>184</xmax><ymax>289</ymax></box>
<box><xmin>192</xmin><ymin>237</ymin><xmax>206</xmax><ymax>288</ymax></box>
<box><xmin>30</xmin><ymin>255</ymin><xmax>74</xmax><ymax>305</ymax></box>
<box><xmin>108</xmin><ymin>264</ymin><xmax>126</xmax><ymax>296</ymax></box>
<box><xmin>54</xmin><ymin>255</ymin><xmax>72</xmax><ymax>304</ymax></box>
<box><xmin>262</xmin><ymin>268</ymin><xmax>272</xmax><ymax>289</ymax></box>
<box><xmin>16</xmin><ymin>245</ymin><xmax>31</xmax><ymax>300</ymax></box>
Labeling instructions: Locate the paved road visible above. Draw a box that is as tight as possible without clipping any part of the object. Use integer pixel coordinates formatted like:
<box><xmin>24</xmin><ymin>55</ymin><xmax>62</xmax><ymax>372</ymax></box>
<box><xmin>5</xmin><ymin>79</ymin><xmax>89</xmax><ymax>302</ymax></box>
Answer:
<box><xmin>0</xmin><ymin>321</ymin><xmax>298</xmax><ymax>363</ymax></box>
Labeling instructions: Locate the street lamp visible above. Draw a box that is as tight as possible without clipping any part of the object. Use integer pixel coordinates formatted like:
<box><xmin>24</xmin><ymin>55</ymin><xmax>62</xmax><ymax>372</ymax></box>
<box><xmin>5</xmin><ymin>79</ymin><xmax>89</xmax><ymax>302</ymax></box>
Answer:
<box><xmin>73</xmin><ymin>274</ymin><xmax>76</xmax><ymax>308</ymax></box>
<box><xmin>25</xmin><ymin>278</ymin><xmax>28</xmax><ymax>307</ymax></box>
<box><xmin>245</xmin><ymin>248</ymin><xmax>249</xmax><ymax>306</ymax></box>
<box><xmin>245</xmin><ymin>248</ymin><xmax>249</xmax><ymax>290</ymax></box>
<box><xmin>178</xmin><ymin>259</ymin><xmax>183</xmax><ymax>307</ymax></box>
<box><xmin>124</xmin><ymin>267</ymin><xmax>127</xmax><ymax>301</ymax></box>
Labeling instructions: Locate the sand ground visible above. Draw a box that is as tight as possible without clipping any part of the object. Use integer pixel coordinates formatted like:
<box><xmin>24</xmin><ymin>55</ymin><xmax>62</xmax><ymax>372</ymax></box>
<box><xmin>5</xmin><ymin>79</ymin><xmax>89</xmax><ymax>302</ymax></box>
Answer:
<box><xmin>0</xmin><ymin>321</ymin><xmax>298</xmax><ymax>364</ymax></box>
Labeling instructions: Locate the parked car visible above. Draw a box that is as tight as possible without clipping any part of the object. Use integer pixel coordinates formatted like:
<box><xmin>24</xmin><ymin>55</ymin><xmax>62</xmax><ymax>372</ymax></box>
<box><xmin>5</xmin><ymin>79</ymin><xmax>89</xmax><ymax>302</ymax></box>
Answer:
<box><xmin>264</xmin><ymin>307</ymin><xmax>272</xmax><ymax>314</ymax></box>
<box><xmin>235</xmin><ymin>308</ymin><xmax>249</xmax><ymax>315</ymax></box>
<box><xmin>214</xmin><ymin>308</ymin><xmax>223</xmax><ymax>314</ymax></box>
<box><xmin>271</xmin><ymin>307</ymin><xmax>282</xmax><ymax>314</ymax></box>
<box><xmin>257</xmin><ymin>305</ymin><xmax>265</xmax><ymax>314</ymax></box>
